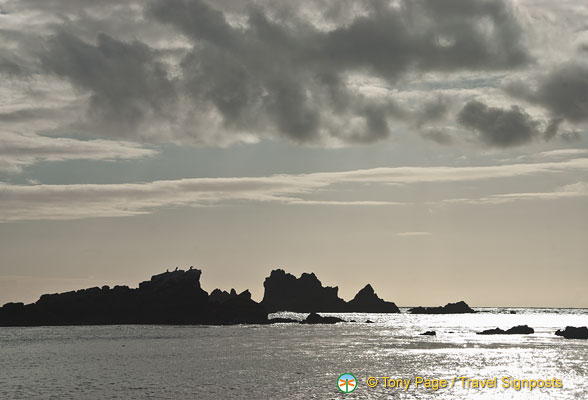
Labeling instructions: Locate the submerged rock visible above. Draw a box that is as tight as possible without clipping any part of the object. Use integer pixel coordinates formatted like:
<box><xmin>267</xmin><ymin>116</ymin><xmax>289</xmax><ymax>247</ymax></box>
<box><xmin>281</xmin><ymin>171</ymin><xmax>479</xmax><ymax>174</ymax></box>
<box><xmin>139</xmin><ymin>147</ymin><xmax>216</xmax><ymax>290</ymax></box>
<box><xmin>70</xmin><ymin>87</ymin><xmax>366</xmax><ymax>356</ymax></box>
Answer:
<box><xmin>477</xmin><ymin>325</ymin><xmax>534</xmax><ymax>335</ymax></box>
<box><xmin>301</xmin><ymin>312</ymin><xmax>345</xmax><ymax>324</ymax></box>
<box><xmin>409</xmin><ymin>301</ymin><xmax>475</xmax><ymax>314</ymax></box>
<box><xmin>555</xmin><ymin>326</ymin><xmax>588</xmax><ymax>339</ymax></box>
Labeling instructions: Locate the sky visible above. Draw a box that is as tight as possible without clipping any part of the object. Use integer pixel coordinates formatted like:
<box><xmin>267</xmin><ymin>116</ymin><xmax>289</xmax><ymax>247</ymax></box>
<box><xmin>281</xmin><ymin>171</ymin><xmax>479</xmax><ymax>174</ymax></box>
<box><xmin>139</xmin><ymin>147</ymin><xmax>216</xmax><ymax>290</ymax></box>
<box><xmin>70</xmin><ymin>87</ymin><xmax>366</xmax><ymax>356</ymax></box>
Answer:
<box><xmin>0</xmin><ymin>0</ymin><xmax>587</xmax><ymax>307</ymax></box>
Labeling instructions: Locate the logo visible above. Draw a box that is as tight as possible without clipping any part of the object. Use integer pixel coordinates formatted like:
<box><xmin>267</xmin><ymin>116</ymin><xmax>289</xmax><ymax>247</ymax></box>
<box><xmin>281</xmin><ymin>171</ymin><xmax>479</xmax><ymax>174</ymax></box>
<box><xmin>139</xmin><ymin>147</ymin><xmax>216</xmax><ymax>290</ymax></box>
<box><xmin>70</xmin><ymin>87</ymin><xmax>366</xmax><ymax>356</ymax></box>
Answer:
<box><xmin>338</xmin><ymin>373</ymin><xmax>357</xmax><ymax>393</ymax></box>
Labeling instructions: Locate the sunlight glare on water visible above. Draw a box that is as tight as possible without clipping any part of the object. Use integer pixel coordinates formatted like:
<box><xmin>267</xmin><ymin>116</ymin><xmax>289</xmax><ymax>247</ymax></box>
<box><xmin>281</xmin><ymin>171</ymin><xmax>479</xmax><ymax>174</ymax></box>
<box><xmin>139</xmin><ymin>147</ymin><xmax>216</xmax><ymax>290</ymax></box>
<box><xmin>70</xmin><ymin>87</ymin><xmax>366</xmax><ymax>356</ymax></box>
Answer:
<box><xmin>0</xmin><ymin>308</ymin><xmax>586</xmax><ymax>399</ymax></box>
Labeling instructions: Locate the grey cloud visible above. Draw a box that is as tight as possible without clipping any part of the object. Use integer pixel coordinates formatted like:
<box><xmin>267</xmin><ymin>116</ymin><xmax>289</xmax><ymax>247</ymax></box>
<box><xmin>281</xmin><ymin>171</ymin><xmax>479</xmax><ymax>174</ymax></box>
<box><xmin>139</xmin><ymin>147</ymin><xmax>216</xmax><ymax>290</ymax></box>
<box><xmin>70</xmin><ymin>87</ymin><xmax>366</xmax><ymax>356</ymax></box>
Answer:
<box><xmin>420</xmin><ymin>128</ymin><xmax>454</xmax><ymax>145</ymax></box>
<box><xmin>504</xmin><ymin>62</ymin><xmax>588</xmax><ymax>123</ymax></box>
<box><xmin>457</xmin><ymin>100</ymin><xmax>548</xmax><ymax>147</ymax></box>
<box><xmin>3</xmin><ymin>0</ymin><xmax>533</xmax><ymax>146</ymax></box>
<box><xmin>0</xmin><ymin>54</ymin><xmax>25</xmax><ymax>76</ymax></box>
<box><xmin>41</xmin><ymin>31</ymin><xmax>177</xmax><ymax>137</ymax></box>
<box><xmin>414</xmin><ymin>96</ymin><xmax>453</xmax><ymax>124</ymax></box>
<box><xmin>142</xmin><ymin>0</ymin><xmax>529</xmax><ymax>144</ymax></box>
<box><xmin>320</xmin><ymin>0</ymin><xmax>528</xmax><ymax>78</ymax></box>
<box><xmin>0</xmin><ymin>107</ymin><xmax>64</xmax><ymax>122</ymax></box>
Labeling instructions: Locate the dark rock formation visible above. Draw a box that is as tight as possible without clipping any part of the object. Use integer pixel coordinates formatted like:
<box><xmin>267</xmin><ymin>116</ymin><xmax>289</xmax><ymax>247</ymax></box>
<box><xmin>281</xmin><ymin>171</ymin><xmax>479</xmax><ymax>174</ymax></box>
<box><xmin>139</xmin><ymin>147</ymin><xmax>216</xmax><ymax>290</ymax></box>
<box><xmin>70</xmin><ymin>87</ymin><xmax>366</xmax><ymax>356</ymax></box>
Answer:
<box><xmin>268</xmin><ymin>317</ymin><xmax>298</xmax><ymax>324</ymax></box>
<box><xmin>346</xmin><ymin>284</ymin><xmax>400</xmax><ymax>313</ymax></box>
<box><xmin>301</xmin><ymin>312</ymin><xmax>344</xmax><ymax>324</ymax></box>
<box><xmin>420</xmin><ymin>330</ymin><xmax>436</xmax><ymax>336</ymax></box>
<box><xmin>0</xmin><ymin>269</ymin><xmax>267</xmax><ymax>326</ymax></box>
<box><xmin>209</xmin><ymin>288</ymin><xmax>238</xmax><ymax>304</ymax></box>
<box><xmin>261</xmin><ymin>269</ymin><xmax>346</xmax><ymax>312</ymax></box>
<box><xmin>409</xmin><ymin>301</ymin><xmax>475</xmax><ymax>314</ymax></box>
<box><xmin>261</xmin><ymin>269</ymin><xmax>399</xmax><ymax>313</ymax></box>
<box><xmin>210</xmin><ymin>290</ymin><xmax>267</xmax><ymax>324</ymax></box>
<box><xmin>555</xmin><ymin>326</ymin><xmax>588</xmax><ymax>339</ymax></box>
<box><xmin>477</xmin><ymin>325</ymin><xmax>534</xmax><ymax>335</ymax></box>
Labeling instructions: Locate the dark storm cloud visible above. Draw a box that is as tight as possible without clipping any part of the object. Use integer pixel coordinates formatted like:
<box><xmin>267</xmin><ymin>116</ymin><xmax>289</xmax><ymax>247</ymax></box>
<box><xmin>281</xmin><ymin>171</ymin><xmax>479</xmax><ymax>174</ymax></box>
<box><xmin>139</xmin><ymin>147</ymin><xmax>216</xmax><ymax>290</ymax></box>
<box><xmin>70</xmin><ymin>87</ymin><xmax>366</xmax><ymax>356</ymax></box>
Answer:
<box><xmin>504</xmin><ymin>62</ymin><xmax>588</xmax><ymax>123</ymax></box>
<box><xmin>143</xmin><ymin>0</ymin><xmax>529</xmax><ymax>144</ymax></box>
<box><xmin>457</xmin><ymin>100</ymin><xmax>558</xmax><ymax>147</ymax></box>
<box><xmin>2</xmin><ymin>0</ymin><xmax>535</xmax><ymax>145</ymax></box>
<box><xmin>40</xmin><ymin>31</ymin><xmax>177</xmax><ymax>136</ymax></box>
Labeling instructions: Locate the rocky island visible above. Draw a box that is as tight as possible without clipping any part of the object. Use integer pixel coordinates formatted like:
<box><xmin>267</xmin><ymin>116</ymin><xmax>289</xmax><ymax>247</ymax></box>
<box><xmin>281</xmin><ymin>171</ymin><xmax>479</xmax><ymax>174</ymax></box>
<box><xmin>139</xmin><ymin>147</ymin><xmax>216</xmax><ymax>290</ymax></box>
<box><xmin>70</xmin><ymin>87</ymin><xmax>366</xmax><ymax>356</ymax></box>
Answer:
<box><xmin>477</xmin><ymin>325</ymin><xmax>534</xmax><ymax>335</ymax></box>
<box><xmin>555</xmin><ymin>326</ymin><xmax>588</xmax><ymax>340</ymax></box>
<box><xmin>409</xmin><ymin>300</ymin><xmax>476</xmax><ymax>314</ymax></box>
<box><xmin>261</xmin><ymin>269</ymin><xmax>400</xmax><ymax>313</ymax></box>
<box><xmin>0</xmin><ymin>267</ymin><xmax>401</xmax><ymax>326</ymax></box>
<box><xmin>0</xmin><ymin>268</ymin><xmax>267</xmax><ymax>326</ymax></box>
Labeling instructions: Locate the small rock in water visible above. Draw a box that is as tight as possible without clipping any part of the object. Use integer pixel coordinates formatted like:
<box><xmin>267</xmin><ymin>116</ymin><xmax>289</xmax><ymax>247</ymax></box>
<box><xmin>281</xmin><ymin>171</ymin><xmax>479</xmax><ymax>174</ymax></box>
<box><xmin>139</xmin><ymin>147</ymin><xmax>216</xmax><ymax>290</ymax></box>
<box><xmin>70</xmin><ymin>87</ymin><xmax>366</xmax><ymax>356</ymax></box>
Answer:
<box><xmin>555</xmin><ymin>326</ymin><xmax>588</xmax><ymax>340</ymax></box>
<box><xmin>300</xmin><ymin>312</ymin><xmax>344</xmax><ymax>324</ymax></box>
<box><xmin>477</xmin><ymin>325</ymin><xmax>534</xmax><ymax>335</ymax></box>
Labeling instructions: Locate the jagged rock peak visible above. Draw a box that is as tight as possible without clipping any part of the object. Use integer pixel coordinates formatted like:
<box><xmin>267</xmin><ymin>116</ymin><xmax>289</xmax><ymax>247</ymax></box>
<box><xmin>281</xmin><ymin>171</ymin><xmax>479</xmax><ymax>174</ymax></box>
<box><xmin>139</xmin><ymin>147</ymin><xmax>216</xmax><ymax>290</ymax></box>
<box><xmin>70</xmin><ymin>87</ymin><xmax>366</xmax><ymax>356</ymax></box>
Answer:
<box><xmin>261</xmin><ymin>269</ymin><xmax>345</xmax><ymax>312</ymax></box>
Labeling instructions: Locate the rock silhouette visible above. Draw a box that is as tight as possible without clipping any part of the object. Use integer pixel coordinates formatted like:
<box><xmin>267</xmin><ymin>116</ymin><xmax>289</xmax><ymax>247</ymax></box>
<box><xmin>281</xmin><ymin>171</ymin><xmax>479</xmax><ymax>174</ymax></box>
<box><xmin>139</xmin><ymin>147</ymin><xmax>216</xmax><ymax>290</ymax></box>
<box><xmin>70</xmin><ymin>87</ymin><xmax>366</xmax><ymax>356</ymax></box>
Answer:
<box><xmin>409</xmin><ymin>301</ymin><xmax>475</xmax><ymax>314</ymax></box>
<box><xmin>261</xmin><ymin>269</ymin><xmax>399</xmax><ymax>313</ymax></box>
<box><xmin>0</xmin><ymin>269</ymin><xmax>266</xmax><ymax>326</ymax></box>
<box><xmin>267</xmin><ymin>317</ymin><xmax>298</xmax><ymax>324</ymax></box>
<box><xmin>346</xmin><ymin>284</ymin><xmax>400</xmax><ymax>313</ymax></box>
<box><xmin>420</xmin><ymin>330</ymin><xmax>436</xmax><ymax>336</ymax></box>
<box><xmin>301</xmin><ymin>313</ymin><xmax>344</xmax><ymax>324</ymax></box>
<box><xmin>0</xmin><ymin>267</ymin><xmax>446</xmax><ymax>326</ymax></box>
<box><xmin>477</xmin><ymin>325</ymin><xmax>534</xmax><ymax>335</ymax></box>
<box><xmin>261</xmin><ymin>269</ymin><xmax>346</xmax><ymax>312</ymax></box>
<box><xmin>210</xmin><ymin>289</ymin><xmax>267</xmax><ymax>324</ymax></box>
<box><xmin>555</xmin><ymin>326</ymin><xmax>588</xmax><ymax>339</ymax></box>
<box><xmin>209</xmin><ymin>288</ymin><xmax>238</xmax><ymax>304</ymax></box>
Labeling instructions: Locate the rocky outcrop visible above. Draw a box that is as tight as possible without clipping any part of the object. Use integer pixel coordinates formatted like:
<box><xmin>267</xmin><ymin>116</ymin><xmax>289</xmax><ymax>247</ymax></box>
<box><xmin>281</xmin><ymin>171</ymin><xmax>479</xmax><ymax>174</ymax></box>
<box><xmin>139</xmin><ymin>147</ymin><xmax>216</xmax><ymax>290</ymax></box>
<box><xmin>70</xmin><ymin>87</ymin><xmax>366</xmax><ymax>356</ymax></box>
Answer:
<box><xmin>477</xmin><ymin>325</ymin><xmax>534</xmax><ymax>335</ymax></box>
<box><xmin>261</xmin><ymin>269</ymin><xmax>399</xmax><ymax>313</ymax></box>
<box><xmin>420</xmin><ymin>330</ymin><xmax>436</xmax><ymax>336</ymax></box>
<box><xmin>301</xmin><ymin>312</ymin><xmax>344</xmax><ymax>324</ymax></box>
<box><xmin>261</xmin><ymin>269</ymin><xmax>346</xmax><ymax>312</ymax></box>
<box><xmin>0</xmin><ymin>268</ymin><xmax>267</xmax><ymax>326</ymax></box>
<box><xmin>209</xmin><ymin>288</ymin><xmax>238</xmax><ymax>304</ymax></box>
<box><xmin>346</xmin><ymin>284</ymin><xmax>400</xmax><ymax>313</ymax></box>
<box><xmin>210</xmin><ymin>290</ymin><xmax>268</xmax><ymax>325</ymax></box>
<box><xmin>409</xmin><ymin>301</ymin><xmax>475</xmax><ymax>314</ymax></box>
<box><xmin>555</xmin><ymin>326</ymin><xmax>588</xmax><ymax>339</ymax></box>
<box><xmin>268</xmin><ymin>317</ymin><xmax>298</xmax><ymax>324</ymax></box>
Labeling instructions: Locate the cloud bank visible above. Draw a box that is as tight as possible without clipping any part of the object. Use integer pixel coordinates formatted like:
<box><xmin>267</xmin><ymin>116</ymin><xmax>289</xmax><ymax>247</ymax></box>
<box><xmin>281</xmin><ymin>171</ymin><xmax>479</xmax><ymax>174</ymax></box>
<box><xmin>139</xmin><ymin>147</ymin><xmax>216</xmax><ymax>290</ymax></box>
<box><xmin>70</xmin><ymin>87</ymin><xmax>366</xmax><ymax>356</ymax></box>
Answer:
<box><xmin>2</xmin><ymin>157</ymin><xmax>587</xmax><ymax>221</ymax></box>
<box><xmin>2</xmin><ymin>0</ymin><xmax>585</xmax><ymax>150</ymax></box>
<box><xmin>0</xmin><ymin>132</ymin><xmax>157</xmax><ymax>172</ymax></box>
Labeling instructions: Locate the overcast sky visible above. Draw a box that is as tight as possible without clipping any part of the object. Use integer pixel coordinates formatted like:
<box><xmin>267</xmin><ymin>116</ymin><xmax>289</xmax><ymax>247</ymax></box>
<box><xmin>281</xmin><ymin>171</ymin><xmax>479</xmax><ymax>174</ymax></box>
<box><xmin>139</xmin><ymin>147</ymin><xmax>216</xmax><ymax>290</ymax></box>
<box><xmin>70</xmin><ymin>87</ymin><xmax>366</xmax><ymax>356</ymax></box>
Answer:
<box><xmin>0</xmin><ymin>0</ymin><xmax>587</xmax><ymax>307</ymax></box>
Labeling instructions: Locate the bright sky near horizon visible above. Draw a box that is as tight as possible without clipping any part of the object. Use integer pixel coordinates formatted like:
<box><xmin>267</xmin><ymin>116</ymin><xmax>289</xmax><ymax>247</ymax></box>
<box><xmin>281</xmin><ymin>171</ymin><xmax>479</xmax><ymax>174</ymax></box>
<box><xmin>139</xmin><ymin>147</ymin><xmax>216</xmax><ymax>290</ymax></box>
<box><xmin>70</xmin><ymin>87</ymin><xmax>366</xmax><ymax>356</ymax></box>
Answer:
<box><xmin>0</xmin><ymin>0</ymin><xmax>587</xmax><ymax>307</ymax></box>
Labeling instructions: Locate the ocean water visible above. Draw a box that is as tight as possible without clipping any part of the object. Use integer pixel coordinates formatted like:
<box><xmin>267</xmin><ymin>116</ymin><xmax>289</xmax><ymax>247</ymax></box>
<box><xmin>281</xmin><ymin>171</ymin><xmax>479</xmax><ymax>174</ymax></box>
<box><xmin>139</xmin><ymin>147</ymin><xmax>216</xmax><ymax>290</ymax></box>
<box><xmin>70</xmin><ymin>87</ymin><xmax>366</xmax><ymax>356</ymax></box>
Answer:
<box><xmin>0</xmin><ymin>308</ymin><xmax>586</xmax><ymax>399</ymax></box>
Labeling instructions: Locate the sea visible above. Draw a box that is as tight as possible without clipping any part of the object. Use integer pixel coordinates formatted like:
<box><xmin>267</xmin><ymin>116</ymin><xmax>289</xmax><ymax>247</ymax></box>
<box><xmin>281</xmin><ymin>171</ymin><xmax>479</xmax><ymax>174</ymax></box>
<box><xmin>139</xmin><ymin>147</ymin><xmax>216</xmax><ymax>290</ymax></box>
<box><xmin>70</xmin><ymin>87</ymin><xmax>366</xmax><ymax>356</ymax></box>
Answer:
<box><xmin>0</xmin><ymin>308</ymin><xmax>586</xmax><ymax>399</ymax></box>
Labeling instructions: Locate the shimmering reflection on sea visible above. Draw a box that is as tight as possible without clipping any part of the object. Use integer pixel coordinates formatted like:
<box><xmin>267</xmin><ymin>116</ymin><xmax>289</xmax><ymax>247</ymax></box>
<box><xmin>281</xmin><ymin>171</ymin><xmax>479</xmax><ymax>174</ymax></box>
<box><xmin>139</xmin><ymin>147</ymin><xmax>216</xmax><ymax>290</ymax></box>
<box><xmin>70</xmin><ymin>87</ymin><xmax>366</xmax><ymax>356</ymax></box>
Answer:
<box><xmin>0</xmin><ymin>308</ymin><xmax>586</xmax><ymax>399</ymax></box>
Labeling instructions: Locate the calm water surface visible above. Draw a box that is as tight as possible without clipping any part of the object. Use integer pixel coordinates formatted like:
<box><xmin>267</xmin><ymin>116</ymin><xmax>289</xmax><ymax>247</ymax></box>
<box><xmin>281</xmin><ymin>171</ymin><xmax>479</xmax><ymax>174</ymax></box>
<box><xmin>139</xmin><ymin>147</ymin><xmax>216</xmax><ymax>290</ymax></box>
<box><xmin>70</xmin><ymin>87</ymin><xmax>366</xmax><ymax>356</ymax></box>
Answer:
<box><xmin>0</xmin><ymin>308</ymin><xmax>586</xmax><ymax>399</ymax></box>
